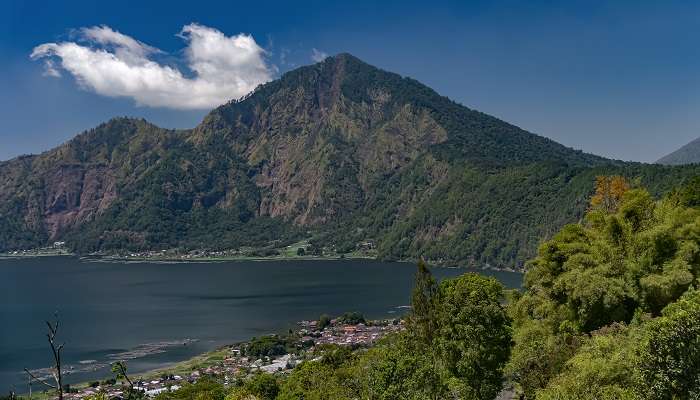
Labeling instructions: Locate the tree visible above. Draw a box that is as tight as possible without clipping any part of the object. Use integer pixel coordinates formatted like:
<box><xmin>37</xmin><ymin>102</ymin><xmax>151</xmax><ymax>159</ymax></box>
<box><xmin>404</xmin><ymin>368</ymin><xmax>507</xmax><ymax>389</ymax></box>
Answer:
<box><xmin>635</xmin><ymin>289</ymin><xmax>700</xmax><ymax>399</ymax></box>
<box><xmin>353</xmin><ymin>333</ymin><xmax>443</xmax><ymax>400</ymax></box>
<box><xmin>407</xmin><ymin>259</ymin><xmax>438</xmax><ymax>344</ymax></box>
<box><xmin>245</xmin><ymin>336</ymin><xmax>290</xmax><ymax>358</ymax></box>
<box><xmin>590</xmin><ymin>175</ymin><xmax>630</xmax><ymax>212</ymax></box>
<box><xmin>154</xmin><ymin>378</ymin><xmax>225</xmax><ymax>400</ymax></box>
<box><xmin>668</xmin><ymin>176</ymin><xmax>700</xmax><ymax>208</ymax></box>
<box><xmin>336</xmin><ymin>312</ymin><xmax>365</xmax><ymax>325</ymax></box>
<box><xmin>277</xmin><ymin>359</ymin><xmax>355</xmax><ymax>400</ymax></box>
<box><xmin>433</xmin><ymin>273</ymin><xmax>512</xmax><ymax>399</ymax></box>
<box><xmin>24</xmin><ymin>314</ymin><xmax>65</xmax><ymax>400</ymax></box>
<box><xmin>535</xmin><ymin>323</ymin><xmax>637</xmax><ymax>400</ymax></box>
<box><xmin>242</xmin><ymin>373</ymin><xmax>279</xmax><ymax>400</ymax></box>
<box><xmin>318</xmin><ymin>314</ymin><xmax>331</xmax><ymax>330</ymax></box>
<box><xmin>111</xmin><ymin>361</ymin><xmax>137</xmax><ymax>399</ymax></box>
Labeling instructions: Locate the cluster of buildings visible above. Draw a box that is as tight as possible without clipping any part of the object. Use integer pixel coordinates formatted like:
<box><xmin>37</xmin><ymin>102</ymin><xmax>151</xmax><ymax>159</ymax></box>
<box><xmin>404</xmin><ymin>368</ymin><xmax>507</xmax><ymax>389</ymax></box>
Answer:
<box><xmin>67</xmin><ymin>377</ymin><xmax>185</xmax><ymax>399</ymax></box>
<box><xmin>2</xmin><ymin>244</ymin><xmax>70</xmax><ymax>257</ymax></box>
<box><xmin>119</xmin><ymin>249</ymin><xmax>238</xmax><ymax>259</ymax></box>
<box><xmin>300</xmin><ymin>320</ymin><xmax>404</xmax><ymax>347</ymax></box>
<box><xmin>57</xmin><ymin>317</ymin><xmax>403</xmax><ymax>399</ymax></box>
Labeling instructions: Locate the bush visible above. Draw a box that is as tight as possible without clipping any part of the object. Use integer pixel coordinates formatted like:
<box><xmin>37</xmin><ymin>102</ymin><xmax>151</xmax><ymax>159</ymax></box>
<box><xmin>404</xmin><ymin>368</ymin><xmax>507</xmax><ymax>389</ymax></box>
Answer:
<box><xmin>245</xmin><ymin>336</ymin><xmax>291</xmax><ymax>358</ymax></box>
<box><xmin>336</xmin><ymin>312</ymin><xmax>365</xmax><ymax>325</ymax></box>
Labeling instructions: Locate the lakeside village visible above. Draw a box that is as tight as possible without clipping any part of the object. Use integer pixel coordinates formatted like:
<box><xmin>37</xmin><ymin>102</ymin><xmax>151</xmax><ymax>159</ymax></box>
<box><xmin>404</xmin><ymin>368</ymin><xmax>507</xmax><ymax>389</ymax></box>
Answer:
<box><xmin>1</xmin><ymin>241</ymin><xmax>379</xmax><ymax>261</ymax></box>
<box><xmin>0</xmin><ymin>242</ymin><xmax>518</xmax><ymax>272</ymax></box>
<box><xmin>46</xmin><ymin>314</ymin><xmax>403</xmax><ymax>400</ymax></box>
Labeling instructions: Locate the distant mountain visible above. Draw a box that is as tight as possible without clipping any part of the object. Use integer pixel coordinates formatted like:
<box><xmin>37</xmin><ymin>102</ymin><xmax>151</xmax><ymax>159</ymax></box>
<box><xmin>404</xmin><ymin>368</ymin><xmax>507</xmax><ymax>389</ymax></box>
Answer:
<box><xmin>657</xmin><ymin>137</ymin><xmax>700</xmax><ymax>165</ymax></box>
<box><xmin>2</xmin><ymin>53</ymin><xmax>699</xmax><ymax>268</ymax></box>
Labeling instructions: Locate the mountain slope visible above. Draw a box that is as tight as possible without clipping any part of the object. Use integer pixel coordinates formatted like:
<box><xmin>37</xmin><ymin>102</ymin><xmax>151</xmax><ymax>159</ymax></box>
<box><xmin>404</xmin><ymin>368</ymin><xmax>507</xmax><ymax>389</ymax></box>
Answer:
<box><xmin>657</xmin><ymin>136</ymin><xmax>700</xmax><ymax>165</ymax></box>
<box><xmin>2</xmin><ymin>53</ymin><xmax>699</xmax><ymax>267</ymax></box>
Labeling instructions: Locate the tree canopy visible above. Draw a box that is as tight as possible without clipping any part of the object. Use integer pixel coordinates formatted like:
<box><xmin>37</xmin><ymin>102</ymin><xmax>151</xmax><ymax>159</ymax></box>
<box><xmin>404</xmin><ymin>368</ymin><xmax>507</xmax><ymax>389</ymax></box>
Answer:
<box><xmin>508</xmin><ymin>176</ymin><xmax>700</xmax><ymax>398</ymax></box>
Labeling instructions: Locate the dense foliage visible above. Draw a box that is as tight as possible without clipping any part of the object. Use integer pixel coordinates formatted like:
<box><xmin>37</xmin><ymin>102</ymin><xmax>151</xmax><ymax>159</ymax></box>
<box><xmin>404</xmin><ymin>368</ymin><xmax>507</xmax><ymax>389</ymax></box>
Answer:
<box><xmin>244</xmin><ymin>336</ymin><xmax>296</xmax><ymax>359</ymax></box>
<box><xmin>508</xmin><ymin>177</ymin><xmax>700</xmax><ymax>398</ymax></box>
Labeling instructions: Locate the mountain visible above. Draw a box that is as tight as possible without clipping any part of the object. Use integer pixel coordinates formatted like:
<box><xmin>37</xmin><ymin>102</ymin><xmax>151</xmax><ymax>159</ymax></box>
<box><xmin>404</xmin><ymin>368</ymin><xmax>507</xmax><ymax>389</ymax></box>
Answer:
<box><xmin>657</xmin><ymin>136</ymin><xmax>700</xmax><ymax>165</ymax></box>
<box><xmin>2</xmin><ymin>53</ymin><xmax>699</xmax><ymax>268</ymax></box>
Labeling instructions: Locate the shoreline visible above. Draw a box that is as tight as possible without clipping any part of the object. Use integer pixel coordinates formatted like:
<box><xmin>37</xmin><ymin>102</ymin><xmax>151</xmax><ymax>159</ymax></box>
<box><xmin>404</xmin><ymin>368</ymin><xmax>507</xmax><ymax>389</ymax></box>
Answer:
<box><xmin>0</xmin><ymin>252</ymin><xmax>522</xmax><ymax>273</ymax></box>
<box><xmin>85</xmin><ymin>254</ymin><xmax>379</xmax><ymax>263</ymax></box>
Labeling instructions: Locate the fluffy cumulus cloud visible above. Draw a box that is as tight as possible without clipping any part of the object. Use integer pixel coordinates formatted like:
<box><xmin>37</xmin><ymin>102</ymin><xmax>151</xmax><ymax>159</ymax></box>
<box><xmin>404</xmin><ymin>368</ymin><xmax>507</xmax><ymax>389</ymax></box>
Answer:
<box><xmin>311</xmin><ymin>48</ymin><xmax>328</xmax><ymax>62</ymax></box>
<box><xmin>30</xmin><ymin>24</ymin><xmax>274</xmax><ymax>109</ymax></box>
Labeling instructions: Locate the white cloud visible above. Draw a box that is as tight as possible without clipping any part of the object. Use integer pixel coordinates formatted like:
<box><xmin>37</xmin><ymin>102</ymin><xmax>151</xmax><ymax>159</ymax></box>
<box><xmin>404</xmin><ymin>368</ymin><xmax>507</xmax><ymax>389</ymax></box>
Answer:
<box><xmin>41</xmin><ymin>60</ymin><xmax>62</xmax><ymax>77</ymax></box>
<box><xmin>30</xmin><ymin>24</ymin><xmax>274</xmax><ymax>109</ymax></box>
<box><xmin>311</xmin><ymin>48</ymin><xmax>328</xmax><ymax>63</ymax></box>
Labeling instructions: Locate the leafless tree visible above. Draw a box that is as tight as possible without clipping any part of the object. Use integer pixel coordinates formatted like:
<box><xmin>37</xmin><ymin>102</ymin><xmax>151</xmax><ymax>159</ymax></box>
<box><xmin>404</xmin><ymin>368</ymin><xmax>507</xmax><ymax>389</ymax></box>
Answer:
<box><xmin>25</xmin><ymin>371</ymin><xmax>32</xmax><ymax>400</ymax></box>
<box><xmin>24</xmin><ymin>314</ymin><xmax>64</xmax><ymax>400</ymax></box>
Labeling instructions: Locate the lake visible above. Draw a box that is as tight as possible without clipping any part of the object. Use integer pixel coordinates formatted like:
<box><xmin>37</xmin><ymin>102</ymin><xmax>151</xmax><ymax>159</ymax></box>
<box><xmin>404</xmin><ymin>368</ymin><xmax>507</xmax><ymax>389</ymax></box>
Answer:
<box><xmin>0</xmin><ymin>257</ymin><xmax>522</xmax><ymax>391</ymax></box>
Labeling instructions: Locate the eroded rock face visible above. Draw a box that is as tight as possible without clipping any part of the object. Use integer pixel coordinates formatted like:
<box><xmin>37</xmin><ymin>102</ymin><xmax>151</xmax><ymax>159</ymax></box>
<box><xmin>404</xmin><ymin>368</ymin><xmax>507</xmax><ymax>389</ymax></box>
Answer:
<box><xmin>209</xmin><ymin>72</ymin><xmax>448</xmax><ymax>227</ymax></box>
<box><xmin>42</xmin><ymin>164</ymin><xmax>116</xmax><ymax>239</ymax></box>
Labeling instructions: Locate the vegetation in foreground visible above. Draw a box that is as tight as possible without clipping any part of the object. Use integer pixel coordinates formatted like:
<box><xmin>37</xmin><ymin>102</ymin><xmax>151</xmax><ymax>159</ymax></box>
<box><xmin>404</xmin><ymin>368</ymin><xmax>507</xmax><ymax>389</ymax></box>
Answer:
<box><xmin>506</xmin><ymin>176</ymin><xmax>700</xmax><ymax>399</ymax></box>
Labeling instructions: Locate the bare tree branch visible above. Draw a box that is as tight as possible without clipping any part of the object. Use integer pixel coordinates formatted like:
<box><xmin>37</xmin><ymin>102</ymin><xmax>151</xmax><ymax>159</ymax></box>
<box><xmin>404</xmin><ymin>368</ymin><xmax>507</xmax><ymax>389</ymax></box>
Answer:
<box><xmin>27</xmin><ymin>314</ymin><xmax>65</xmax><ymax>400</ymax></box>
<box><xmin>23</xmin><ymin>369</ymin><xmax>56</xmax><ymax>390</ymax></box>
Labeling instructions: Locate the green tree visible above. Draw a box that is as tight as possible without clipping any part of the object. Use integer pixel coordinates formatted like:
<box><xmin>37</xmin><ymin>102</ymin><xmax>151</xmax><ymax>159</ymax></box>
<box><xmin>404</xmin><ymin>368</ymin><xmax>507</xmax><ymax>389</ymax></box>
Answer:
<box><xmin>277</xmin><ymin>360</ymin><xmax>355</xmax><ymax>400</ymax></box>
<box><xmin>353</xmin><ymin>333</ymin><xmax>443</xmax><ymax>400</ymax></box>
<box><xmin>535</xmin><ymin>323</ymin><xmax>638</xmax><ymax>400</ymax></box>
<box><xmin>407</xmin><ymin>259</ymin><xmax>438</xmax><ymax>344</ymax></box>
<box><xmin>111</xmin><ymin>361</ymin><xmax>136</xmax><ymax>398</ymax></box>
<box><xmin>318</xmin><ymin>314</ymin><xmax>331</xmax><ymax>330</ymax></box>
<box><xmin>154</xmin><ymin>379</ymin><xmax>226</xmax><ymax>400</ymax></box>
<box><xmin>635</xmin><ymin>289</ymin><xmax>700</xmax><ymax>399</ymax></box>
<box><xmin>336</xmin><ymin>312</ymin><xmax>366</xmax><ymax>325</ymax></box>
<box><xmin>433</xmin><ymin>273</ymin><xmax>512</xmax><ymax>399</ymax></box>
<box><xmin>240</xmin><ymin>373</ymin><xmax>279</xmax><ymax>400</ymax></box>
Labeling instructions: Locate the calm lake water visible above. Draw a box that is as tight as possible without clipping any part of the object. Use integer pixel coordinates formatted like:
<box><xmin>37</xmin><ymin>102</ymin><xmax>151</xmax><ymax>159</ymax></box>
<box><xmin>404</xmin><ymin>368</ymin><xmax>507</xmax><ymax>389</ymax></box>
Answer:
<box><xmin>0</xmin><ymin>257</ymin><xmax>522</xmax><ymax>390</ymax></box>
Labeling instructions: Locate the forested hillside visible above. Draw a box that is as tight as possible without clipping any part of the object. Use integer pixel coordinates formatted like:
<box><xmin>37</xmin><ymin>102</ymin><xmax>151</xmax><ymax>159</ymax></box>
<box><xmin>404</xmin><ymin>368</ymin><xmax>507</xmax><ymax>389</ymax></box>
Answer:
<box><xmin>2</xmin><ymin>53</ymin><xmax>700</xmax><ymax>268</ymax></box>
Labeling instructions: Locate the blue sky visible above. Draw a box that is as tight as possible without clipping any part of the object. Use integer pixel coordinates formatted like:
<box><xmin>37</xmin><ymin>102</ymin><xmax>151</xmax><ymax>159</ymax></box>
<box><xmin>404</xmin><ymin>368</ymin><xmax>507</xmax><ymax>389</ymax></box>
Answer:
<box><xmin>1</xmin><ymin>0</ymin><xmax>698</xmax><ymax>162</ymax></box>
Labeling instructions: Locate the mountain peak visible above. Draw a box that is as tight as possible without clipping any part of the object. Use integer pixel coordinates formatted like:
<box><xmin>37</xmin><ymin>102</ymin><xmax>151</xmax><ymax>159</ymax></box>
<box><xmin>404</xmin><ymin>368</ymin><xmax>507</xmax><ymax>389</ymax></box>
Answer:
<box><xmin>321</xmin><ymin>52</ymin><xmax>367</xmax><ymax>67</ymax></box>
<box><xmin>657</xmin><ymin>136</ymin><xmax>700</xmax><ymax>165</ymax></box>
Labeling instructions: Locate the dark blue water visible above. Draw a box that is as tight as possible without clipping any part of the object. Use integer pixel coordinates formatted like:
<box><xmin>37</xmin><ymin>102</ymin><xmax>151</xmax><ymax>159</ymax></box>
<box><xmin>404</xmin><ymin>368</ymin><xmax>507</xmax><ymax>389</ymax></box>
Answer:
<box><xmin>0</xmin><ymin>257</ymin><xmax>522</xmax><ymax>391</ymax></box>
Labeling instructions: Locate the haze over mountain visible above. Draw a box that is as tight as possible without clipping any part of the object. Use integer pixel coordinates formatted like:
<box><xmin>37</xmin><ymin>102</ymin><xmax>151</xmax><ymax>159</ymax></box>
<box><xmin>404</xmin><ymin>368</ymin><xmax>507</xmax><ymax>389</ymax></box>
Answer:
<box><xmin>2</xmin><ymin>54</ymin><xmax>699</xmax><ymax>268</ymax></box>
<box><xmin>657</xmin><ymin>136</ymin><xmax>700</xmax><ymax>165</ymax></box>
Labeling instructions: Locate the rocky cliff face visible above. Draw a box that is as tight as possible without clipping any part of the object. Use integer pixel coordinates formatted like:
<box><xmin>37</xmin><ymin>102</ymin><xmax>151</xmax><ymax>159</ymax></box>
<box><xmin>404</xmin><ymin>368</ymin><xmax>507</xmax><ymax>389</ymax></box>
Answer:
<box><xmin>2</xmin><ymin>54</ymin><xmax>697</xmax><ymax>267</ymax></box>
<box><xmin>0</xmin><ymin>118</ymin><xmax>175</xmax><ymax>245</ymax></box>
